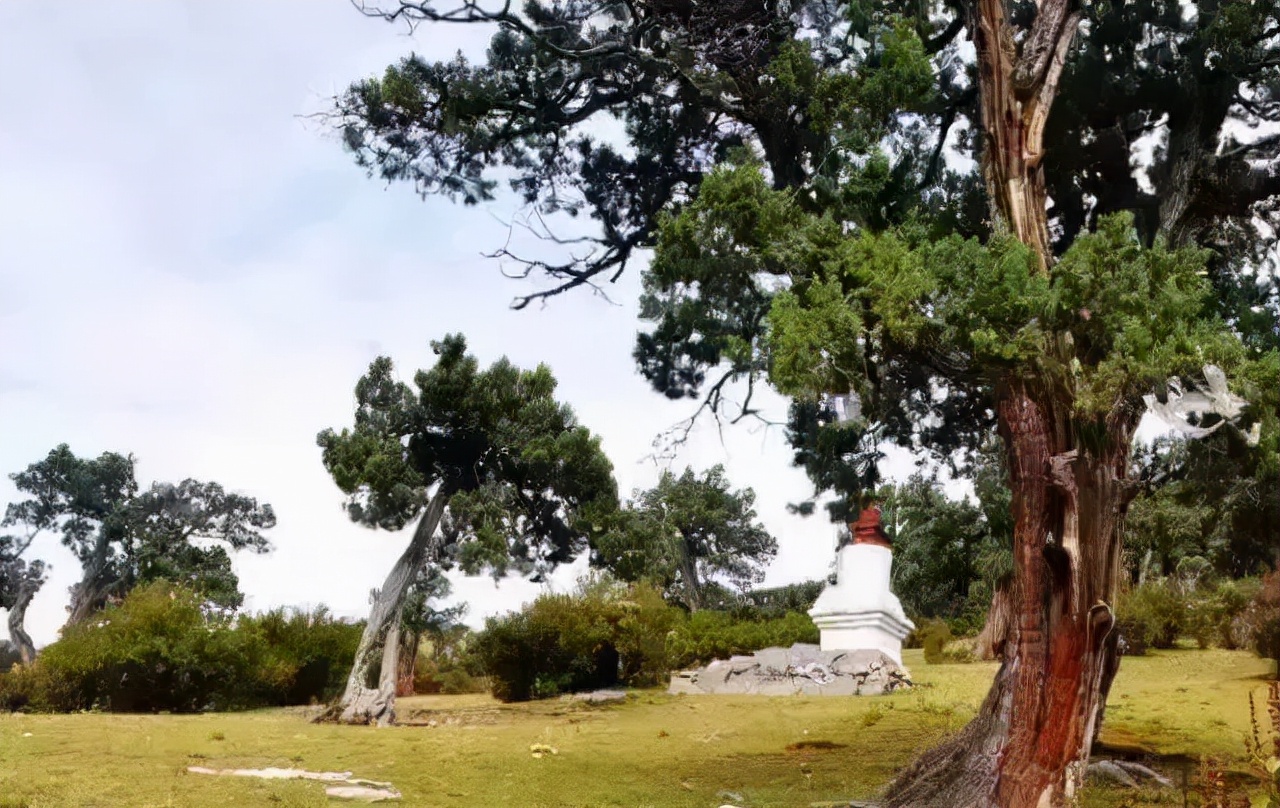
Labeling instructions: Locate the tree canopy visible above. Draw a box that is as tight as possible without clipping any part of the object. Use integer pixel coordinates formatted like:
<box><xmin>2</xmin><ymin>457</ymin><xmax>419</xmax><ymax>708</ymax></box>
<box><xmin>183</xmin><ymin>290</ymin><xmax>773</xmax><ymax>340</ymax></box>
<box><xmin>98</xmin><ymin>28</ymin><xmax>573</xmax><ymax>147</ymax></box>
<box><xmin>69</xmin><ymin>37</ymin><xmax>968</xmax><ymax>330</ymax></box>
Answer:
<box><xmin>316</xmin><ymin>333</ymin><xmax>617</xmax><ymax>723</ymax></box>
<box><xmin>318</xmin><ymin>333</ymin><xmax>617</xmax><ymax>580</ymax></box>
<box><xmin>593</xmin><ymin>464</ymin><xmax>776</xmax><ymax>609</ymax></box>
<box><xmin>333</xmin><ymin>0</ymin><xmax>1280</xmax><ymax>799</ymax></box>
<box><xmin>3</xmin><ymin>445</ymin><xmax>276</xmax><ymax>628</ymax></box>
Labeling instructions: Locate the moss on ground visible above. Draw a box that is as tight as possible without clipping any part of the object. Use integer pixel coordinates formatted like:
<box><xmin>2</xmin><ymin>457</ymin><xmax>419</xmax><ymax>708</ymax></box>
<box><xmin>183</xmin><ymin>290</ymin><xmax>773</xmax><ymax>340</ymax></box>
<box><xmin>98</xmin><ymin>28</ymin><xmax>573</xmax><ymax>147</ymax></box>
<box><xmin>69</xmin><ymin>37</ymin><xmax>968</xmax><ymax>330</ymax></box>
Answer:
<box><xmin>0</xmin><ymin>648</ymin><xmax>1271</xmax><ymax>806</ymax></box>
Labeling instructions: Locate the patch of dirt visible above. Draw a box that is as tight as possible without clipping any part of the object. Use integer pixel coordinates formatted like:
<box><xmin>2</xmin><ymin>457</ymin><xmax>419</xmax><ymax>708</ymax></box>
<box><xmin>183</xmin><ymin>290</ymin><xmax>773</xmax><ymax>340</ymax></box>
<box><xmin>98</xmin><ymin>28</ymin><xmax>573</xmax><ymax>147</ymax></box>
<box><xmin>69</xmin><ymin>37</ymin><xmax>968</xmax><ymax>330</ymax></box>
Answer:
<box><xmin>786</xmin><ymin>740</ymin><xmax>847</xmax><ymax>752</ymax></box>
<box><xmin>398</xmin><ymin>707</ymin><xmax>504</xmax><ymax>727</ymax></box>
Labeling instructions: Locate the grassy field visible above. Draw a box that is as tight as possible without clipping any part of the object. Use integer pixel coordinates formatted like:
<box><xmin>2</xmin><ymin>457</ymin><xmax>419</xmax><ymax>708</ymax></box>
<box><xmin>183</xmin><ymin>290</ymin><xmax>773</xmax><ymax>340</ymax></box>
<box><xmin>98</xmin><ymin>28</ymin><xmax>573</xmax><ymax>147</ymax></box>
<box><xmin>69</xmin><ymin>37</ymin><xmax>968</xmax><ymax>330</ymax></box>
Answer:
<box><xmin>0</xmin><ymin>648</ymin><xmax>1272</xmax><ymax>807</ymax></box>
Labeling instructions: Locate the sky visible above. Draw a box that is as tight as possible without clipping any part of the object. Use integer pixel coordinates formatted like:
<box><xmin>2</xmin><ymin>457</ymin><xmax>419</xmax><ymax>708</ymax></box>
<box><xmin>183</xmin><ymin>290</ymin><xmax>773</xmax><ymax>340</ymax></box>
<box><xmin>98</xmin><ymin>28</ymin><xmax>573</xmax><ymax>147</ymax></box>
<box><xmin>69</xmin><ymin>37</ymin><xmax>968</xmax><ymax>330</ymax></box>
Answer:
<box><xmin>0</xmin><ymin>1</ymin><xmax>932</xmax><ymax>648</ymax></box>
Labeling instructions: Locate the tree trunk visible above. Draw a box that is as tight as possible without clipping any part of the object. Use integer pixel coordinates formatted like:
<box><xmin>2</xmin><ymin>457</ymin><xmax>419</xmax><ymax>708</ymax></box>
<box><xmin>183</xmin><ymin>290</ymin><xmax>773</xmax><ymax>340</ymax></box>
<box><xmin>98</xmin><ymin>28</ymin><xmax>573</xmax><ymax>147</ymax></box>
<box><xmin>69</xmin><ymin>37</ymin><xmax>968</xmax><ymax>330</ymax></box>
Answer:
<box><xmin>677</xmin><ymin>537</ymin><xmax>702</xmax><ymax>611</ymax></box>
<box><xmin>322</xmin><ymin>487</ymin><xmax>450</xmax><ymax>726</ymax></box>
<box><xmin>396</xmin><ymin>630</ymin><xmax>420</xmax><ymax>697</ymax></box>
<box><xmin>881</xmin><ymin>1</ymin><xmax>1151</xmax><ymax>803</ymax></box>
<box><xmin>974</xmin><ymin>580</ymin><xmax>1014</xmax><ymax>661</ymax></box>
<box><xmin>66</xmin><ymin>533</ymin><xmax>115</xmax><ymax>627</ymax></box>
<box><xmin>885</xmin><ymin>384</ymin><xmax>1138</xmax><ymax>807</ymax></box>
<box><xmin>6</xmin><ymin>564</ymin><xmax>45</xmax><ymax>665</ymax></box>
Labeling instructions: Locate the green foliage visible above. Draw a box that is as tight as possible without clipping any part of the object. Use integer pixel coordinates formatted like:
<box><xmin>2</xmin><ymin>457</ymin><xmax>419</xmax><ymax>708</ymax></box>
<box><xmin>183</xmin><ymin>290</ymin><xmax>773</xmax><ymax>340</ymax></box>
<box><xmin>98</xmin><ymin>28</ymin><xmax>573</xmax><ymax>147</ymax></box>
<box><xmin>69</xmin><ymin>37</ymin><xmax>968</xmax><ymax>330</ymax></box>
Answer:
<box><xmin>318</xmin><ymin>334</ymin><xmax>618</xmax><ymax>580</ymax></box>
<box><xmin>732</xmin><ymin>579</ymin><xmax>826</xmax><ymax>620</ymax></box>
<box><xmin>35</xmin><ymin>582</ymin><xmax>267</xmax><ymax>712</ymax></box>
<box><xmin>919</xmin><ymin>619</ymin><xmax>951</xmax><ymax>664</ymax></box>
<box><xmin>236</xmin><ymin>606</ymin><xmax>363</xmax><ymax>705</ymax></box>
<box><xmin>1113</xmin><ymin>571</ymin><xmax>1259</xmax><ymax>656</ymax></box>
<box><xmin>664</xmin><ymin>610</ymin><xmax>819</xmax><ymax>670</ymax></box>
<box><xmin>474</xmin><ymin>580</ymin><xmax>681</xmax><ymax>702</ymax></box>
<box><xmin>0</xmin><ymin>585</ymin><xmax>363</xmax><ymax>713</ymax></box>
<box><xmin>879</xmin><ymin>473</ymin><xmax>1007</xmax><ymax>624</ymax></box>
<box><xmin>3</xmin><ymin>445</ymin><xmax>274</xmax><ymax>617</ymax></box>
<box><xmin>592</xmin><ymin>464</ymin><xmax>777</xmax><ymax>609</ymax></box>
<box><xmin>1118</xmin><ymin>579</ymin><xmax>1190</xmax><ymax>652</ymax></box>
<box><xmin>410</xmin><ymin>622</ymin><xmax>486</xmax><ymax>695</ymax></box>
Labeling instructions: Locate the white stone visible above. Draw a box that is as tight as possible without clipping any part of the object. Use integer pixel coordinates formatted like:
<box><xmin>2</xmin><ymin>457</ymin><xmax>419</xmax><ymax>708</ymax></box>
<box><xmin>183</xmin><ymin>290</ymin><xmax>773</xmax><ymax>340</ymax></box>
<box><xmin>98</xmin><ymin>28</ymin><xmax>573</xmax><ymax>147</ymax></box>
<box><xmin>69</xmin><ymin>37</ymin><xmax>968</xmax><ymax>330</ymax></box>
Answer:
<box><xmin>808</xmin><ymin>543</ymin><xmax>914</xmax><ymax>665</ymax></box>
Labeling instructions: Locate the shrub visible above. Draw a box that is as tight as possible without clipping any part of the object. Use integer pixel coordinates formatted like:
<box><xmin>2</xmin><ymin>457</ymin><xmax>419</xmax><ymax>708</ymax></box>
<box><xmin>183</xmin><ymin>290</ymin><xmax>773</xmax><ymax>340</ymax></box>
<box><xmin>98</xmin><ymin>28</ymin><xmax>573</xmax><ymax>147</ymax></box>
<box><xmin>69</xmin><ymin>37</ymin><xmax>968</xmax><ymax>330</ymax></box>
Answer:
<box><xmin>413</xmin><ymin>629</ymin><xmax>488</xmax><ymax>695</ymax></box>
<box><xmin>3</xmin><ymin>584</ymin><xmax>366</xmax><ymax>713</ymax></box>
<box><xmin>1215</xmin><ymin>578</ymin><xmax>1261</xmax><ymax>649</ymax></box>
<box><xmin>920</xmin><ymin>620</ymin><xmax>951</xmax><ymax>664</ymax></box>
<box><xmin>38</xmin><ymin>582</ymin><xmax>267</xmax><ymax>712</ymax></box>
<box><xmin>731</xmin><ymin>580</ymin><xmax>825</xmax><ymax>620</ymax></box>
<box><xmin>665</xmin><ymin>610</ymin><xmax>818</xmax><ymax>670</ymax></box>
<box><xmin>238</xmin><ymin>606</ymin><xmax>363</xmax><ymax>705</ymax></box>
<box><xmin>474</xmin><ymin>581</ymin><xmax>681</xmax><ymax>702</ymax></box>
<box><xmin>0</xmin><ymin>662</ymin><xmax>69</xmax><ymax>712</ymax></box>
<box><xmin>1117</xmin><ymin>579</ymin><xmax>1186</xmax><ymax>651</ymax></box>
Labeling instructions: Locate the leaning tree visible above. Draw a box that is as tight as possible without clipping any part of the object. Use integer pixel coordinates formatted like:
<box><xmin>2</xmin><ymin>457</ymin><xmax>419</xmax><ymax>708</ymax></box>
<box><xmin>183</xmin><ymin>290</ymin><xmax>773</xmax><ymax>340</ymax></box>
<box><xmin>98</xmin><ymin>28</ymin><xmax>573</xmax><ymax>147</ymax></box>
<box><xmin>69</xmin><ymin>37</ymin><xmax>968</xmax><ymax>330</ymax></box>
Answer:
<box><xmin>331</xmin><ymin>0</ymin><xmax>1280</xmax><ymax>801</ymax></box>
<box><xmin>3</xmin><ymin>444</ymin><xmax>276</xmax><ymax>628</ymax></box>
<box><xmin>0</xmin><ymin>534</ymin><xmax>46</xmax><ymax>665</ymax></box>
<box><xmin>317</xmin><ymin>333</ymin><xmax>617</xmax><ymax>725</ymax></box>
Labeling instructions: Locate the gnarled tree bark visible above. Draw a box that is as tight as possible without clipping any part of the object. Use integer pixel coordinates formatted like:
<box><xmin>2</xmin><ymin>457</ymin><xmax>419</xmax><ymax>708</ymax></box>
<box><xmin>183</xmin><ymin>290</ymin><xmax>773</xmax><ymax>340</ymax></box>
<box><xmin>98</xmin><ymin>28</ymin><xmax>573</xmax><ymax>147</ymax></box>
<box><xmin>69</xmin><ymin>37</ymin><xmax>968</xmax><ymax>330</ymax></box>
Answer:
<box><xmin>882</xmin><ymin>0</ymin><xmax>1147</xmax><ymax>804</ymax></box>
<box><xmin>395</xmin><ymin>628</ymin><xmax>420</xmax><ymax>697</ymax></box>
<box><xmin>66</xmin><ymin>531</ymin><xmax>115</xmax><ymax>628</ymax></box>
<box><xmin>5</xmin><ymin>561</ymin><xmax>45</xmax><ymax>665</ymax></box>
<box><xmin>322</xmin><ymin>486</ymin><xmax>451</xmax><ymax>726</ymax></box>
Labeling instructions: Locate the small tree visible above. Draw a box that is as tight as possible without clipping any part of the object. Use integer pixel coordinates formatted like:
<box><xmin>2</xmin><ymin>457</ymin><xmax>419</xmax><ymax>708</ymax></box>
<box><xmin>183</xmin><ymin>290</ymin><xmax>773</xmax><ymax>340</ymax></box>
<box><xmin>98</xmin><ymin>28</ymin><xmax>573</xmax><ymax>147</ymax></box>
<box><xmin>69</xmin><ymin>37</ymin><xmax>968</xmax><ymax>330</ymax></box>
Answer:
<box><xmin>395</xmin><ymin>565</ymin><xmax>466</xmax><ymax>696</ymax></box>
<box><xmin>593</xmin><ymin>465</ymin><xmax>776</xmax><ymax>611</ymax></box>
<box><xmin>317</xmin><ymin>333</ymin><xmax>617</xmax><ymax>724</ymax></box>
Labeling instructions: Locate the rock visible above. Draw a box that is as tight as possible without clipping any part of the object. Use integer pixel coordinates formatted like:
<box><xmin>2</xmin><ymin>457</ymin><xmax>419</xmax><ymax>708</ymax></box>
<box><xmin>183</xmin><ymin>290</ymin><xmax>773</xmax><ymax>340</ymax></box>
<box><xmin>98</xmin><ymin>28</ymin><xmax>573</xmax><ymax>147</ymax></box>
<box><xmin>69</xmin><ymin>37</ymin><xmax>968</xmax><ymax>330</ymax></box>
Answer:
<box><xmin>670</xmin><ymin>644</ymin><xmax>911</xmax><ymax>696</ymax></box>
<box><xmin>325</xmin><ymin>784</ymin><xmax>402</xmax><ymax>802</ymax></box>
<box><xmin>716</xmin><ymin>789</ymin><xmax>745</xmax><ymax>803</ymax></box>
<box><xmin>1086</xmin><ymin>760</ymin><xmax>1139</xmax><ymax>788</ymax></box>
<box><xmin>567</xmin><ymin>689</ymin><xmax>628</xmax><ymax>704</ymax></box>
<box><xmin>188</xmin><ymin>766</ymin><xmax>400</xmax><ymax>801</ymax></box>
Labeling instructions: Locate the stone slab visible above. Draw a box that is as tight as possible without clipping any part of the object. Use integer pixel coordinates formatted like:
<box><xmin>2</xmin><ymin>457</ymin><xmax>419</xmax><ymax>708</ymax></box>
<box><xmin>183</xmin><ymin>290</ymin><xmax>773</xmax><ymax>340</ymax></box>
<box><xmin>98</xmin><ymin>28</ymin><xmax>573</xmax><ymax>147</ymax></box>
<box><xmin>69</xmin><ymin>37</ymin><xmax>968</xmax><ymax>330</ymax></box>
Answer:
<box><xmin>668</xmin><ymin>644</ymin><xmax>911</xmax><ymax>696</ymax></box>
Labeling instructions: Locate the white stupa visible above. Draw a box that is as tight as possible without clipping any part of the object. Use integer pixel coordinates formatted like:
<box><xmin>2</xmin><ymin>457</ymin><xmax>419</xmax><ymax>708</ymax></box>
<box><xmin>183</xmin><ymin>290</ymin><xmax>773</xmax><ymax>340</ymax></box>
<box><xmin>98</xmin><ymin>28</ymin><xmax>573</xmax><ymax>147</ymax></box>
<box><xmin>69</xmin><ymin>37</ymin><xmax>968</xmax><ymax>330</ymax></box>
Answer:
<box><xmin>808</xmin><ymin>507</ymin><xmax>914</xmax><ymax>666</ymax></box>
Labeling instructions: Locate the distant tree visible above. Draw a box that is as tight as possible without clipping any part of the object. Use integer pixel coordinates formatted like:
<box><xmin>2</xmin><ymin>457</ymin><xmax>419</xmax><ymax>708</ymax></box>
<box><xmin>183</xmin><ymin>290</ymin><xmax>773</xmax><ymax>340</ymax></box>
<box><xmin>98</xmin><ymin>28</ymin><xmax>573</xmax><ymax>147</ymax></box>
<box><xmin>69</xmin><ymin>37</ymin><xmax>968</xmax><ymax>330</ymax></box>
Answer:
<box><xmin>3</xmin><ymin>445</ymin><xmax>276</xmax><ymax>629</ymax></box>
<box><xmin>317</xmin><ymin>334</ymin><xmax>617</xmax><ymax>724</ymax></box>
<box><xmin>395</xmin><ymin>565</ymin><xmax>466</xmax><ymax>697</ymax></box>
<box><xmin>593</xmin><ymin>465</ymin><xmax>776</xmax><ymax>610</ymax></box>
<box><xmin>0</xmin><ymin>532</ymin><xmax>46</xmax><ymax>665</ymax></box>
<box><xmin>879</xmin><ymin>475</ymin><xmax>989</xmax><ymax>622</ymax></box>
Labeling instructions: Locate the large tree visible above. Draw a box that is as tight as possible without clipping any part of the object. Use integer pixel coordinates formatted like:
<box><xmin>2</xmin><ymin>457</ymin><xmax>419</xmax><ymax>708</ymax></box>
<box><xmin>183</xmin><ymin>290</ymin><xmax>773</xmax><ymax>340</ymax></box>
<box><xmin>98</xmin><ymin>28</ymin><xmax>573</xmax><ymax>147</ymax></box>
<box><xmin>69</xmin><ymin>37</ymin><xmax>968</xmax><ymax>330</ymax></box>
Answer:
<box><xmin>332</xmin><ymin>0</ymin><xmax>1280</xmax><ymax>802</ymax></box>
<box><xmin>593</xmin><ymin>464</ymin><xmax>777</xmax><ymax>610</ymax></box>
<box><xmin>317</xmin><ymin>333</ymin><xmax>616</xmax><ymax>725</ymax></box>
<box><xmin>3</xmin><ymin>445</ymin><xmax>276</xmax><ymax>629</ymax></box>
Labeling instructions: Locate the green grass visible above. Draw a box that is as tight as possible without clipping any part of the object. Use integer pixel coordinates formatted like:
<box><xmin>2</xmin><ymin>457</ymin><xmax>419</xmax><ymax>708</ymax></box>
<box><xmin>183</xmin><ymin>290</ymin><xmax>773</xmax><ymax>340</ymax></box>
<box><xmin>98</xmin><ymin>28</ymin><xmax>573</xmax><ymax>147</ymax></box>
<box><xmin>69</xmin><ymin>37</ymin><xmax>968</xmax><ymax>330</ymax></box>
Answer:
<box><xmin>0</xmin><ymin>648</ymin><xmax>1272</xmax><ymax>807</ymax></box>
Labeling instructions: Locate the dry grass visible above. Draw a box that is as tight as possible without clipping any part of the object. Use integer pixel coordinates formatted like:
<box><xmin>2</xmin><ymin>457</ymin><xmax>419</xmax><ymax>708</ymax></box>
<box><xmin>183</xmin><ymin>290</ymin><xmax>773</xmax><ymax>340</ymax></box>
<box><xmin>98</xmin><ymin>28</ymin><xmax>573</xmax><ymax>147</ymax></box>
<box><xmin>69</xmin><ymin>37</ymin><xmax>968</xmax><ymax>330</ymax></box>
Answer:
<box><xmin>0</xmin><ymin>648</ymin><xmax>1271</xmax><ymax>807</ymax></box>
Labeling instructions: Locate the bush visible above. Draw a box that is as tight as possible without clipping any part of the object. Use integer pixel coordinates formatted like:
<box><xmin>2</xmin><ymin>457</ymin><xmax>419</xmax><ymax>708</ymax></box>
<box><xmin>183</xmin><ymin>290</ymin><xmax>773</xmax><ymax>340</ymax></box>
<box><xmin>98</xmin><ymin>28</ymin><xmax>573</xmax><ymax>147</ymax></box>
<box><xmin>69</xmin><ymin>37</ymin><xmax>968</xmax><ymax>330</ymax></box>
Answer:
<box><xmin>1117</xmin><ymin>580</ymin><xmax>1187</xmax><ymax>651</ymax></box>
<box><xmin>237</xmin><ymin>606</ymin><xmax>363</xmax><ymax>705</ymax></box>
<box><xmin>474</xmin><ymin>581</ymin><xmax>682</xmax><ymax>702</ymax></box>
<box><xmin>413</xmin><ymin>629</ymin><xmax>488</xmax><ymax>695</ymax></box>
<box><xmin>920</xmin><ymin>619</ymin><xmax>951</xmax><ymax>664</ymax></box>
<box><xmin>2</xmin><ymin>583</ymin><xmax>366</xmax><ymax>713</ymax></box>
<box><xmin>37</xmin><ymin>582</ymin><xmax>267</xmax><ymax>712</ymax></box>
<box><xmin>0</xmin><ymin>662</ymin><xmax>71</xmax><ymax>712</ymax></box>
<box><xmin>731</xmin><ymin>580</ymin><xmax>825</xmax><ymax>620</ymax></box>
<box><xmin>665</xmin><ymin>610</ymin><xmax>818</xmax><ymax>670</ymax></box>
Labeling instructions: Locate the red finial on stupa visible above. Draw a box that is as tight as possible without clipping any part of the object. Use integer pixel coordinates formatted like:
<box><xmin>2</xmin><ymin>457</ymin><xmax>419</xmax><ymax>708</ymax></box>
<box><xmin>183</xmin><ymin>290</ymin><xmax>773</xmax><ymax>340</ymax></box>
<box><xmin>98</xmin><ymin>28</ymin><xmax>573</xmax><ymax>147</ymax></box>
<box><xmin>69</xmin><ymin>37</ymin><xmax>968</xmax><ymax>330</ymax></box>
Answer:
<box><xmin>849</xmin><ymin>505</ymin><xmax>892</xmax><ymax>549</ymax></box>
